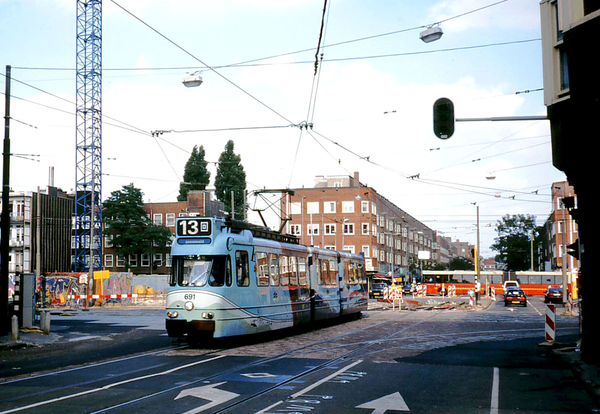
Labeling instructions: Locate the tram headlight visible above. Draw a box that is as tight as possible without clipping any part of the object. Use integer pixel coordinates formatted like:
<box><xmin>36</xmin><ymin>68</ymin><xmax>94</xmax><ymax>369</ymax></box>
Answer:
<box><xmin>184</xmin><ymin>301</ymin><xmax>194</xmax><ymax>311</ymax></box>
<box><xmin>201</xmin><ymin>312</ymin><xmax>214</xmax><ymax>319</ymax></box>
<box><xmin>167</xmin><ymin>311</ymin><xmax>178</xmax><ymax>318</ymax></box>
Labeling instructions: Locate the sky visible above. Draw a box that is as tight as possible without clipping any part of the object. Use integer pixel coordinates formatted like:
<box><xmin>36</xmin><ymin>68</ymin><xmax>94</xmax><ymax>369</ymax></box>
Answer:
<box><xmin>0</xmin><ymin>0</ymin><xmax>566</xmax><ymax>258</ymax></box>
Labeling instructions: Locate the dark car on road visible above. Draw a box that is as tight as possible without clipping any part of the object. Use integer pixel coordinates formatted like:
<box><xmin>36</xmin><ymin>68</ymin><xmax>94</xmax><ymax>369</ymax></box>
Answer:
<box><xmin>504</xmin><ymin>289</ymin><xmax>527</xmax><ymax>307</ymax></box>
<box><xmin>370</xmin><ymin>283</ymin><xmax>388</xmax><ymax>298</ymax></box>
<box><xmin>544</xmin><ymin>287</ymin><xmax>563</xmax><ymax>304</ymax></box>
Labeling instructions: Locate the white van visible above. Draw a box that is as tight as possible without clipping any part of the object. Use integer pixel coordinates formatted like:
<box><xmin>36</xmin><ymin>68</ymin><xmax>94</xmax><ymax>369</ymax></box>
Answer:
<box><xmin>503</xmin><ymin>280</ymin><xmax>520</xmax><ymax>292</ymax></box>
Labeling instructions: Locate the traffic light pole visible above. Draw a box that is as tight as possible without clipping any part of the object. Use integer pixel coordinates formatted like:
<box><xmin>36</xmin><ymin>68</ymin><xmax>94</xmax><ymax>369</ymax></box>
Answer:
<box><xmin>456</xmin><ymin>115</ymin><xmax>548</xmax><ymax>122</ymax></box>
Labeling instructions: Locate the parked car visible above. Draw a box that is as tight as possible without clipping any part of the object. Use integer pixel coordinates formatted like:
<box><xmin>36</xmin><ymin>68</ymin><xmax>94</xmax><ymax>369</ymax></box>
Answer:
<box><xmin>402</xmin><ymin>284</ymin><xmax>413</xmax><ymax>294</ymax></box>
<box><xmin>544</xmin><ymin>287</ymin><xmax>563</xmax><ymax>304</ymax></box>
<box><xmin>370</xmin><ymin>283</ymin><xmax>388</xmax><ymax>298</ymax></box>
<box><xmin>504</xmin><ymin>289</ymin><xmax>527</xmax><ymax>307</ymax></box>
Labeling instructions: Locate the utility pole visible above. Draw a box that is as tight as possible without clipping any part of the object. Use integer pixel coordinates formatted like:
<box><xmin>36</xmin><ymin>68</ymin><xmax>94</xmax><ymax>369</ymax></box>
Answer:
<box><xmin>1</xmin><ymin>65</ymin><xmax>12</xmax><ymax>336</ymax></box>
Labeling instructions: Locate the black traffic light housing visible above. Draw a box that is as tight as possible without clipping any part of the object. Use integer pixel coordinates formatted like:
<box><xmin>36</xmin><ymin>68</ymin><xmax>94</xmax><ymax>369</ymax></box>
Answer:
<box><xmin>433</xmin><ymin>97</ymin><xmax>455</xmax><ymax>139</ymax></box>
<box><xmin>567</xmin><ymin>239</ymin><xmax>580</xmax><ymax>259</ymax></box>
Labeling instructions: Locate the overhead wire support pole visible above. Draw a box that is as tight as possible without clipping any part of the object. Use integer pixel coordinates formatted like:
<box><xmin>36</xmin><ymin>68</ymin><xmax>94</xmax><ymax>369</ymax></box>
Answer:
<box><xmin>75</xmin><ymin>0</ymin><xmax>103</xmax><ymax>275</ymax></box>
<box><xmin>1</xmin><ymin>65</ymin><xmax>11</xmax><ymax>335</ymax></box>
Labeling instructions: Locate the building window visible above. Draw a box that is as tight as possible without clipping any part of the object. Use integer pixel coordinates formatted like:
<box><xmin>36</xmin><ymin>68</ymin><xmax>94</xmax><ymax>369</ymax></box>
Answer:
<box><xmin>153</xmin><ymin>213</ymin><xmax>163</xmax><ymax>225</ymax></box>
<box><xmin>324</xmin><ymin>201</ymin><xmax>336</xmax><ymax>213</ymax></box>
<box><xmin>153</xmin><ymin>253</ymin><xmax>163</xmax><ymax>267</ymax></box>
<box><xmin>290</xmin><ymin>202</ymin><xmax>301</xmax><ymax>215</ymax></box>
<box><xmin>342</xmin><ymin>201</ymin><xmax>354</xmax><ymax>213</ymax></box>
<box><xmin>325</xmin><ymin>224</ymin><xmax>336</xmax><ymax>235</ymax></box>
<box><xmin>343</xmin><ymin>222</ymin><xmax>354</xmax><ymax>235</ymax></box>
<box><xmin>105</xmin><ymin>234</ymin><xmax>113</xmax><ymax>248</ymax></box>
<box><xmin>116</xmin><ymin>255</ymin><xmax>125</xmax><ymax>268</ymax></box>
<box><xmin>308</xmin><ymin>224</ymin><xmax>319</xmax><ymax>236</ymax></box>
<box><xmin>141</xmin><ymin>254</ymin><xmax>150</xmax><ymax>267</ymax></box>
<box><xmin>105</xmin><ymin>254</ymin><xmax>114</xmax><ymax>268</ymax></box>
<box><xmin>306</xmin><ymin>202</ymin><xmax>319</xmax><ymax>214</ymax></box>
<box><xmin>166</xmin><ymin>213</ymin><xmax>176</xmax><ymax>227</ymax></box>
<box><xmin>129</xmin><ymin>254</ymin><xmax>138</xmax><ymax>267</ymax></box>
<box><xmin>290</xmin><ymin>224</ymin><xmax>301</xmax><ymax>236</ymax></box>
<box><xmin>361</xmin><ymin>201</ymin><xmax>369</xmax><ymax>213</ymax></box>
<box><xmin>362</xmin><ymin>245</ymin><xmax>370</xmax><ymax>257</ymax></box>
<box><xmin>362</xmin><ymin>223</ymin><xmax>369</xmax><ymax>235</ymax></box>
<box><xmin>165</xmin><ymin>254</ymin><xmax>172</xmax><ymax>268</ymax></box>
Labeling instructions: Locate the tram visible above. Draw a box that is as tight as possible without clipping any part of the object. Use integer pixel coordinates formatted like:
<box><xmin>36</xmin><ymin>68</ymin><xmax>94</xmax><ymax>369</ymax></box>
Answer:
<box><xmin>165</xmin><ymin>216</ymin><xmax>368</xmax><ymax>340</ymax></box>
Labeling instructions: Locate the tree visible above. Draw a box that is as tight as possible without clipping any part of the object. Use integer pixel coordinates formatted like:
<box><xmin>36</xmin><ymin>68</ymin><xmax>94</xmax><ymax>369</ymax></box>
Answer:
<box><xmin>178</xmin><ymin>145</ymin><xmax>210</xmax><ymax>201</ymax></box>
<box><xmin>490</xmin><ymin>214</ymin><xmax>537</xmax><ymax>271</ymax></box>
<box><xmin>448</xmin><ymin>256</ymin><xmax>475</xmax><ymax>271</ymax></box>
<box><xmin>215</xmin><ymin>140</ymin><xmax>247</xmax><ymax>219</ymax></box>
<box><xmin>103</xmin><ymin>184</ymin><xmax>172</xmax><ymax>270</ymax></box>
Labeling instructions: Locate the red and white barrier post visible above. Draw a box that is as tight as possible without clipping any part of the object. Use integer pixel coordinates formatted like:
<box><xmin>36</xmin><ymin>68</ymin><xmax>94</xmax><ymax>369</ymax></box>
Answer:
<box><xmin>545</xmin><ymin>304</ymin><xmax>556</xmax><ymax>343</ymax></box>
<box><xmin>490</xmin><ymin>286</ymin><xmax>496</xmax><ymax>301</ymax></box>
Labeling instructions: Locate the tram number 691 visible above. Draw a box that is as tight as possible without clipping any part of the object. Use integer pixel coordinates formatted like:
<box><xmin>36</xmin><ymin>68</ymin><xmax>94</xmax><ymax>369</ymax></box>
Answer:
<box><xmin>184</xmin><ymin>294</ymin><xmax>195</xmax><ymax>300</ymax></box>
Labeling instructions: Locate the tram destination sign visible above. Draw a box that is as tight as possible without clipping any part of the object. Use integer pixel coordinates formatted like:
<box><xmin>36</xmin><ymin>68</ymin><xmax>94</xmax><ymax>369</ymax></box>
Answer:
<box><xmin>176</xmin><ymin>218</ymin><xmax>212</xmax><ymax>237</ymax></box>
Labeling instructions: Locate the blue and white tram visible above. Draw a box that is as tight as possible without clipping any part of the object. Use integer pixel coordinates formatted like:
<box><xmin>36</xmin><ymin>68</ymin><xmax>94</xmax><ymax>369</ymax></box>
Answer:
<box><xmin>166</xmin><ymin>216</ymin><xmax>368</xmax><ymax>340</ymax></box>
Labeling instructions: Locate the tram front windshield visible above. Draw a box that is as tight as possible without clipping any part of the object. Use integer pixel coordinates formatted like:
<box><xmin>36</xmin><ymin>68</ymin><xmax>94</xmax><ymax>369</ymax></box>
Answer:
<box><xmin>175</xmin><ymin>255</ymin><xmax>229</xmax><ymax>287</ymax></box>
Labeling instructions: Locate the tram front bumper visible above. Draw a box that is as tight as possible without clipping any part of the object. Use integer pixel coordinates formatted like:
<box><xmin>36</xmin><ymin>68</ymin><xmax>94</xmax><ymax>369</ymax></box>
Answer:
<box><xmin>165</xmin><ymin>318</ymin><xmax>215</xmax><ymax>338</ymax></box>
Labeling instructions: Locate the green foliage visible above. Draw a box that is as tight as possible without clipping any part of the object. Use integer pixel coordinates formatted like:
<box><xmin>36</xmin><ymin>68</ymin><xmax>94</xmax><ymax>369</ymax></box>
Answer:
<box><xmin>103</xmin><ymin>184</ymin><xmax>172</xmax><ymax>269</ymax></box>
<box><xmin>215</xmin><ymin>140</ymin><xmax>247</xmax><ymax>219</ymax></box>
<box><xmin>490</xmin><ymin>214</ymin><xmax>537</xmax><ymax>271</ymax></box>
<box><xmin>178</xmin><ymin>145</ymin><xmax>210</xmax><ymax>201</ymax></box>
<box><xmin>448</xmin><ymin>256</ymin><xmax>475</xmax><ymax>271</ymax></box>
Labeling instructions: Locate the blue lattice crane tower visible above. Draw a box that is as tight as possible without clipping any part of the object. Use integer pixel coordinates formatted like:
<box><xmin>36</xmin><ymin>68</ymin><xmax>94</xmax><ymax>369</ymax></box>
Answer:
<box><xmin>74</xmin><ymin>0</ymin><xmax>102</xmax><ymax>273</ymax></box>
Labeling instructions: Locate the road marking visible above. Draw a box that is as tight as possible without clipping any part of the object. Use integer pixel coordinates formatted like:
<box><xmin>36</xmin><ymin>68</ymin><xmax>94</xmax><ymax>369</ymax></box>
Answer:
<box><xmin>175</xmin><ymin>382</ymin><xmax>240</xmax><ymax>414</ymax></box>
<box><xmin>0</xmin><ymin>355</ymin><xmax>226</xmax><ymax>414</ymax></box>
<box><xmin>491</xmin><ymin>367</ymin><xmax>499</xmax><ymax>414</ymax></box>
<box><xmin>356</xmin><ymin>392</ymin><xmax>409</xmax><ymax>413</ymax></box>
<box><xmin>254</xmin><ymin>360</ymin><xmax>363</xmax><ymax>413</ymax></box>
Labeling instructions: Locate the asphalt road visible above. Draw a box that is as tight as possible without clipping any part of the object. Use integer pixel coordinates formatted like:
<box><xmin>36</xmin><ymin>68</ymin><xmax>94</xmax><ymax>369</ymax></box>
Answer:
<box><xmin>0</xmin><ymin>298</ymin><xmax>596</xmax><ymax>413</ymax></box>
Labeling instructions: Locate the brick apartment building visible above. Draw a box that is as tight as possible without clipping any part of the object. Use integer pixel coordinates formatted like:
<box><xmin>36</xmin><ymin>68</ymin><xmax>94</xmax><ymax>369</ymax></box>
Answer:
<box><xmin>544</xmin><ymin>181</ymin><xmax>578</xmax><ymax>271</ymax></box>
<box><xmin>280</xmin><ymin>172</ymin><xmax>447</xmax><ymax>281</ymax></box>
<box><xmin>102</xmin><ymin>191</ymin><xmax>223</xmax><ymax>275</ymax></box>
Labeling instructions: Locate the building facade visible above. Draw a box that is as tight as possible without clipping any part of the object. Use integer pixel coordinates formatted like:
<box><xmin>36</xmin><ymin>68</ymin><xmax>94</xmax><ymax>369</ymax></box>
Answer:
<box><xmin>545</xmin><ymin>181</ymin><xmax>578</xmax><ymax>271</ymax></box>
<box><xmin>540</xmin><ymin>0</ymin><xmax>598</xmax><ymax>363</ymax></box>
<box><xmin>1</xmin><ymin>187</ymin><xmax>73</xmax><ymax>276</ymax></box>
<box><xmin>280</xmin><ymin>172</ymin><xmax>450</xmax><ymax>281</ymax></box>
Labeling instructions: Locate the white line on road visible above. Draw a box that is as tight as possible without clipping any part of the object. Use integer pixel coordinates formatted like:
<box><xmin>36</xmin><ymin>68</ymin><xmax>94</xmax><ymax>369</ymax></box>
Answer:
<box><xmin>491</xmin><ymin>367</ymin><xmax>499</xmax><ymax>414</ymax></box>
<box><xmin>0</xmin><ymin>355</ymin><xmax>226</xmax><ymax>414</ymax></box>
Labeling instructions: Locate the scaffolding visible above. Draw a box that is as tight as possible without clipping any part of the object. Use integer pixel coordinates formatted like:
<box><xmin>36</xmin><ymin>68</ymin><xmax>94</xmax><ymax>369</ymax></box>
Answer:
<box><xmin>74</xmin><ymin>0</ymin><xmax>103</xmax><ymax>272</ymax></box>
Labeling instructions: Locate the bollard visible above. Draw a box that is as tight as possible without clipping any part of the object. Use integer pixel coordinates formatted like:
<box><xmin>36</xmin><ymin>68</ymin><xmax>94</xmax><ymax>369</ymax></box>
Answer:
<box><xmin>11</xmin><ymin>315</ymin><xmax>19</xmax><ymax>342</ymax></box>
<box><xmin>41</xmin><ymin>310</ymin><xmax>51</xmax><ymax>335</ymax></box>
<box><xmin>545</xmin><ymin>304</ymin><xmax>556</xmax><ymax>343</ymax></box>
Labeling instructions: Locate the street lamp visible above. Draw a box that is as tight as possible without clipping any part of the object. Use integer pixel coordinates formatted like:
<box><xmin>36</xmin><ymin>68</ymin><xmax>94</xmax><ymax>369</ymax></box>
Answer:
<box><xmin>182</xmin><ymin>71</ymin><xmax>203</xmax><ymax>88</ymax></box>
<box><xmin>419</xmin><ymin>25</ymin><xmax>443</xmax><ymax>43</ymax></box>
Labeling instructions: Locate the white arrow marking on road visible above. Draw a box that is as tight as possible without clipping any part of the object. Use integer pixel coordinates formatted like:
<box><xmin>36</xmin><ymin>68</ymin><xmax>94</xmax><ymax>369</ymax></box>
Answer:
<box><xmin>356</xmin><ymin>392</ymin><xmax>410</xmax><ymax>413</ymax></box>
<box><xmin>175</xmin><ymin>382</ymin><xmax>239</xmax><ymax>414</ymax></box>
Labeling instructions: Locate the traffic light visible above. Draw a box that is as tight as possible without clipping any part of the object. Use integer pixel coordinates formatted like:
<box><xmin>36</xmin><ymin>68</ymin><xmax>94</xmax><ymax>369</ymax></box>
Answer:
<box><xmin>433</xmin><ymin>97</ymin><xmax>455</xmax><ymax>139</ymax></box>
<box><xmin>567</xmin><ymin>239</ymin><xmax>580</xmax><ymax>259</ymax></box>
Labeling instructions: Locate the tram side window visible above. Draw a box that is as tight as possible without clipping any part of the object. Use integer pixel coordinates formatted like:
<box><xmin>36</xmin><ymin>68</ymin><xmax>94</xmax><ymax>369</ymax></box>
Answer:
<box><xmin>279</xmin><ymin>255</ymin><xmax>289</xmax><ymax>286</ymax></box>
<box><xmin>343</xmin><ymin>261</ymin><xmax>351</xmax><ymax>284</ymax></box>
<box><xmin>320</xmin><ymin>259</ymin><xmax>329</xmax><ymax>285</ymax></box>
<box><xmin>269</xmin><ymin>253</ymin><xmax>280</xmax><ymax>286</ymax></box>
<box><xmin>236</xmin><ymin>250</ymin><xmax>250</xmax><ymax>287</ymax></box>
<box><xmin>329</xmin><ymin>259</ymin><xmax>338</xmax><ymax>286</ymax></box>
<box><xmin>256</xmin><ymin>252</ymin><xmax>269</xmax><ymax>286</ymax></box>
<box><xmin>297</xmin><ymin>256</ymin><xmax>308</xmax><ymax>285</ymax></box>
<box><xmin>289</xmin><ymin>256</ymin><xmax>299</xmax><ymax>286</ymax></box>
